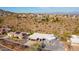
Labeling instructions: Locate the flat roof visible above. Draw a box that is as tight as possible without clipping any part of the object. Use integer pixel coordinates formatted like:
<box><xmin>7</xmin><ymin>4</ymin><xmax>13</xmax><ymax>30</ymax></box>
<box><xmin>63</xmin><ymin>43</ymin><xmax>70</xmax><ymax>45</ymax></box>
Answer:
<box><xmin>29</xmin><ymin>33</ymin><xmax>57</xmax><ymax>40</ymax></box>
<box><xmin>70</xmin><ymin>35</ymin><xmax>79</xmax><ymax>43</ymax></box>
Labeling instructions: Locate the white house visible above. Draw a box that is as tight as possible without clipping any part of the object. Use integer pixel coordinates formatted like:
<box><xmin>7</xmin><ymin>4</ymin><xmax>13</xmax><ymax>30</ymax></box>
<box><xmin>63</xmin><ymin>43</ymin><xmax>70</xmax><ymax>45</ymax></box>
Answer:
<box><xmin>28</xmin><ymin>33</ymin><xmax>58</xmax><ymax>47</ymax></box>
<box><xmin>70</xmin><ymin>35</ymin><xmax>79</xmax><ymax>44</ymax></box>
<box><xmin>28</xmin><ymin>33</ymin><xmax>58</xmax><ymax>41</ymax></box>
<box><xmin>28</xmin><ymin>33</ymin><xmax>65</xmax><ymax>51</ymax></box>
<box><xmin>69</xmin><ymin>35</ymin><xmax>79</xmax><ymax>51</ymax></box>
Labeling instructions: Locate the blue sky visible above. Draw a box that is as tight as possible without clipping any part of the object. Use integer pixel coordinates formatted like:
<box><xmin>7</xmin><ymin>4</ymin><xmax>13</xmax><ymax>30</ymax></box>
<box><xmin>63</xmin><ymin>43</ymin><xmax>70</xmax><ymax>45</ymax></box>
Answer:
<box><xmin>0</xmin><ymin>7</ymin><xmax>79</xmax><ymax>13</ymax></box>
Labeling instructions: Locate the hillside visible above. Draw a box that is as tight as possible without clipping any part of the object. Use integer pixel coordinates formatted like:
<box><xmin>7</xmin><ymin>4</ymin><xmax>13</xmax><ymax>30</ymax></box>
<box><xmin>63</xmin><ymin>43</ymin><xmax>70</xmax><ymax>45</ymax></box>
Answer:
<box><xmin>0</xmin><ymin>9</ymin><xmax>79</xmax><ymax>41</ymax></box>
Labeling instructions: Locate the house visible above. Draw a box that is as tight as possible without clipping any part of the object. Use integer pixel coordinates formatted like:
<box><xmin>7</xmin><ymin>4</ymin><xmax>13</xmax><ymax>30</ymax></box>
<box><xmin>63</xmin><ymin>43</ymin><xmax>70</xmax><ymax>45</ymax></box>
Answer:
<box><xmin>7</xmin><ymin>32</ymin><xmax>29</xmax><ymax>40</ymax></box>
<box><xmin>70</xmin><ymin>35</ymin><xmax>79</xmax><ymax>44</ymax></box>
<box><xmin>28</xmin><ymin>33</ymin><xmax>57</xmax><ymax>41</ymax></box>
<box><xmin>7</xmin><ymin>32</ymin><xmax>14</xmax><ymax>38</ymax></box>
<box><xmin>69</xmin><ymin>35</ymin><xmax>79</xmax><ymax>51</ymax></box>
<box><xmin>28</xmin><ymin>33</ymin><xmax>65</xmax><ymax>51</ymax></box>
<box><xmin>0</xmin><ymin>28</ymin><xmax>11</xmax><ymax>35</ymax></box>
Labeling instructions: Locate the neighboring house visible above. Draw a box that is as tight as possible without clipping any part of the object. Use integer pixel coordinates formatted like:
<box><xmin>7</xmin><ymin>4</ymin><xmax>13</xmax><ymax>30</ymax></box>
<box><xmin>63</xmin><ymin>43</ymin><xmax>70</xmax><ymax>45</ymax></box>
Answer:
<box><xmin>7</xmin><ymin>32</ymin><xmax>14</xmax><ymax>38</ymax></box>
<box><xmin>0</xmin><ymin>28</ymin><xmax>11</xmax><ymax>35</ymax></box>
<box><xmin>7</xmin><ymin>32</ymin><xmax>29</xmax><ymax>40</ymax></box>
<box><xmin>69</xmin><ymin>35</ymin><xmax>79</xmax><ymax>51</ymax></box>
<box><xmin>70</xmin><ymin>35</ymin><xmax>79</xmax><ymax>44</ymax></box>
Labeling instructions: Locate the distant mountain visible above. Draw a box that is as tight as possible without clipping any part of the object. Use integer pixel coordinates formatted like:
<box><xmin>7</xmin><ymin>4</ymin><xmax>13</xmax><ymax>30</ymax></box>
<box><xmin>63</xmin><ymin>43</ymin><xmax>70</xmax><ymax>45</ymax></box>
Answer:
<box><xmin>0</xmin><ymin>9</ymin><xmax>14</xmax><ymax>17</ymax></box>
<box><xmin>1</xmin><ymin>9</ymin><xmax>79</xmax><ymax>15</ymax></box>
<box><xmin>0</xmin><ymin>9</ymin><xmax>14</xmax><ymax>13</ymax></box>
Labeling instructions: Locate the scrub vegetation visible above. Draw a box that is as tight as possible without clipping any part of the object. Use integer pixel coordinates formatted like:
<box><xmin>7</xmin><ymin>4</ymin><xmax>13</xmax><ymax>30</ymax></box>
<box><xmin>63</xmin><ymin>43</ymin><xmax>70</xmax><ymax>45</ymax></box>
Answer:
<box><xmin>0</xmin><ymin>9</ymin><xmax>79</xmax><ymax>42</ymax></box>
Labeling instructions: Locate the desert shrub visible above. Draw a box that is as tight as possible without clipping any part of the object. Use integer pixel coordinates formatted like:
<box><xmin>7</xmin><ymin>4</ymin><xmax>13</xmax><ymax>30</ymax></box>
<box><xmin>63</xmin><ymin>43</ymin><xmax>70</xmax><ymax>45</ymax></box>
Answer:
<box><xmin>45</xmin><ymin>17</ymin><xmax>49</xmax><ymax>22</ymax></box>
<box><xmin>36</xmin><ymin>25</ymin><xmax>38</xmax><ymax>28</ymax></box>
<box><xmin>52</xmin><ymin>17</ymin><xmax>60</xmax><ymax>22</ymax></box>
<box><xmin>29</xmin><ymin>31</ymin><xmax>34</xmax><ymax>35</ymax></box>
<box><xmin>11</xmin><ymin>26</ymin><xmax>16</xmax><ymax>32</ymax></box>
<box><xmin>31</xmin><ymin>42</ymin><xmax>42</xmax><ymax>51</ymax></box>
<box><xmin>0</xmin><ymin>18</ymin><xmax>4</xmax><ymax>23</ymax></box>
<box><xmin>52</xmin><ymin>31</ymin><xmax>58</xmax><ymax>36</ymax></box>
<box><xmin>60</xmin><ymin>32</ymin><xmax>70</xmax><ymax>42</ymax></box>
<box><xmin>41</xmin><ymin>17</ymin><xmax>49</xmax><ymax>22</ymax></box>
<box><xmin>73</xmin><ymin>26</ymin><xmax>79</xmax><ymax>35</ymax></box>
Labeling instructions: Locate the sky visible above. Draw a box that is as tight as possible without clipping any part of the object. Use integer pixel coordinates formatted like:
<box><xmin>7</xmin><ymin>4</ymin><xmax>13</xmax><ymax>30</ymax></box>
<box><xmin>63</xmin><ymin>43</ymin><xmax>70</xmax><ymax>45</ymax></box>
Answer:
<box><xmin>0</xmin><ymin>7</ymin><xmax>79</xmax><ymax>14</ymax></box>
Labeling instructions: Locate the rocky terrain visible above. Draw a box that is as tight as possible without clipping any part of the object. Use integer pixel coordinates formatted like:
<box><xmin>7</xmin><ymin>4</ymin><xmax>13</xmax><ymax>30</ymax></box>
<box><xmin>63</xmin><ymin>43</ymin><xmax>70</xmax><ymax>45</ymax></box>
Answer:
<box><xmin>0</xmin><ymin>9</ymin><xmax>79</xmax><ymax>41</ymax></box>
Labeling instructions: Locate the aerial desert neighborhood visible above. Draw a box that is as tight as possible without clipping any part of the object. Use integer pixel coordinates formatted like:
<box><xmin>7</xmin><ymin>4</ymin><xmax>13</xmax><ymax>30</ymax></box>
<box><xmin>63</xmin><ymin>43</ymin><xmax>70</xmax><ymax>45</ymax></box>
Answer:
<box><xmin>0</xmin><ymin>7</ymin><xmax>79</xmax><ymax>51</ymax></box>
